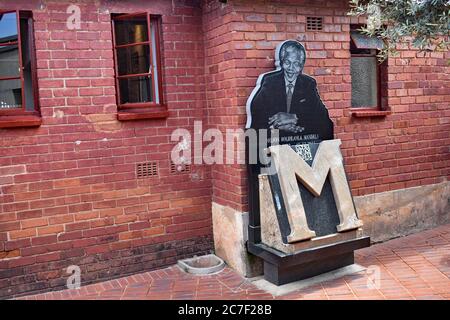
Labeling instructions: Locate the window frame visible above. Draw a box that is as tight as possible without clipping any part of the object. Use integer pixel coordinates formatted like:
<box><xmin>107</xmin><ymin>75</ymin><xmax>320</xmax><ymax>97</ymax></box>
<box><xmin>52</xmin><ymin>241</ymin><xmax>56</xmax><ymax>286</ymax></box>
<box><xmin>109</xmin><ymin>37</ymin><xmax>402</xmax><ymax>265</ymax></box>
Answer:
<box><xmin>0</xmin><ymin>10</ymin><xmax>39</xmax><ymax>118</ymax></box>
<box><xmin>111</xmin><ymin>13</ymin><xmax>167</xmax><ymax>120</ymax></box>
<box><xmin>349</xmin><ymin>25</ymin><xmax>389</xmax><ymax>115</ymax></box>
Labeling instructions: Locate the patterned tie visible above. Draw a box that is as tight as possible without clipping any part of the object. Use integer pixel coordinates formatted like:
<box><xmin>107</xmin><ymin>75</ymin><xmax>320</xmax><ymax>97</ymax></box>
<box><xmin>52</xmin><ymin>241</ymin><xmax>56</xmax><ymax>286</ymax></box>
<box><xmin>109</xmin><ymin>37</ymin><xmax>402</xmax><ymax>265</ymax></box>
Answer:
<box><xmin>286</xmin><ymin>82</ymin><xmax>294</xmax><ymax>113</ymax></box>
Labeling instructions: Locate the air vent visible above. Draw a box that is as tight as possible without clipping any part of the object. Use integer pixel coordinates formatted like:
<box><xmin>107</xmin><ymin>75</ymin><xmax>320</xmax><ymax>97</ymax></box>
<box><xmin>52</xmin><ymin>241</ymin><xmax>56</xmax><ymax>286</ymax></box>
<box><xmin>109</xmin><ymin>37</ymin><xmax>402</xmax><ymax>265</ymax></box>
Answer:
<box><xmin>170</xmin><ymin>161</ymin><xmax>191</xmax><ymax>174</ymax></box>
<box><xmin>307</xmin><ymin>16</ymin><xmax>323</xmax><ymax>31</ymax></box>
<box><xmin>136</xmin><ymin>162</ymin><xmax>158</xmax><ymax>178</ymax></box>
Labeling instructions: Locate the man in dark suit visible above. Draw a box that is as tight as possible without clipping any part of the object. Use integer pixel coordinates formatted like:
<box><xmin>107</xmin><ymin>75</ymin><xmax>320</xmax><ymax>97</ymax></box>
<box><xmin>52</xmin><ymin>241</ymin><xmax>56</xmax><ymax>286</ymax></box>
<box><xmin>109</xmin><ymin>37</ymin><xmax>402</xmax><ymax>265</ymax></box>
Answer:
<box><xmin>248</xmin><ymin>40</ymin><xmax>333</xmax><ymax>141</ymax></box>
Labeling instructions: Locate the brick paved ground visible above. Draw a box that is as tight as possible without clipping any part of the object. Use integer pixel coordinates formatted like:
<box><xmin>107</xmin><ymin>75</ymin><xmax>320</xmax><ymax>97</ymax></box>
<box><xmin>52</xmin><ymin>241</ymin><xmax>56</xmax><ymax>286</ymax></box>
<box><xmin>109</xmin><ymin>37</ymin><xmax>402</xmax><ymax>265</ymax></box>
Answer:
<box><xmin>19</xmin><ymin>224</ymin><xmax>450</xmax><ymax>300</ymax></box>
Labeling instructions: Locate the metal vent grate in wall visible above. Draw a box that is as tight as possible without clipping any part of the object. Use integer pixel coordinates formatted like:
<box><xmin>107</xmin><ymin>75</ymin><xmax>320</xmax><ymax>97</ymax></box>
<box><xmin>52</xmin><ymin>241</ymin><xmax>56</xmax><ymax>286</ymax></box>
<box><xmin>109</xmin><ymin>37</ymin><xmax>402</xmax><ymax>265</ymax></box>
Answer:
<box><xmin>136</xmin><ymin>162</ymin><xmax>158</xmax><ymax>178</ymax></box>
<box><xmin>170</xmin><ymin>161</ymin><xmax>191</xmax><ymax>174</ymax></box>
<box><xmin>306</xmin><ymin>16</ymin><xmax>323</xmax><ymax>31</ymax></box>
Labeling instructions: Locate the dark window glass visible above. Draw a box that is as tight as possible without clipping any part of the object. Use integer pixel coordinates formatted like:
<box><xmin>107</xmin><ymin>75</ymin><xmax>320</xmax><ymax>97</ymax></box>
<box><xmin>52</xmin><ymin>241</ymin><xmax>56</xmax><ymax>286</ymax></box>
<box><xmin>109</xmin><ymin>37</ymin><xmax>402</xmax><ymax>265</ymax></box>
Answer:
<box><xmin>0</xmin><ymin>79</ymin><xmax>22</xmax><ymax>109</ymax></box>
<box><xmin>119</xmin><ymin>76</ymin><xmax>152</xmax><ymax>104</ymax></box>
<box><xmin>20</xmin><ymin>16</ymin><xmax>35</xmax><ymax>111</ymax></box>
<box><xmin>0</xmin><ymin>44</ymin><xmax>20</xmax><ymax>77</ymax></box>
<box><xmin>113</xmin><ymin>17</ymin><xmax>148</xmax><ymax>45</ymax></box>
<box><xmin>116</xmin><ymin>44</ymin><xmax>150</xmax><ymax>76</ymax></box>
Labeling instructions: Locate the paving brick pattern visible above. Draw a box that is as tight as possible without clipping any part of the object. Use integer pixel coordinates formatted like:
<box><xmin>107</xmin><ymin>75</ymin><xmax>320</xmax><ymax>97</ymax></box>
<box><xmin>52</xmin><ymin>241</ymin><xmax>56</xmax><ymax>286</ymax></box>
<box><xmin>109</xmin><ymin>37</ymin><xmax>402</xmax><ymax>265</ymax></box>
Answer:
<box><xmin>19</xmin><ymin>224</ymin><xmax>450</xmax><ymax>300</ymax></box>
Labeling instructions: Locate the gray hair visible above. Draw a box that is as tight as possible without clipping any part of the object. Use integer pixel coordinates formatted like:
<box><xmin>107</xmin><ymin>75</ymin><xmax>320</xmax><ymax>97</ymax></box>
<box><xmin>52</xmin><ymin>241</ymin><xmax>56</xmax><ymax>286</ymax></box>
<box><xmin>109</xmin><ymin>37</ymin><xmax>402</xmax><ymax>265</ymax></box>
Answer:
<box><xmin>279</xmin><ymin>41</ymin><xmax>306</xmax><ymax>66</ymax></box>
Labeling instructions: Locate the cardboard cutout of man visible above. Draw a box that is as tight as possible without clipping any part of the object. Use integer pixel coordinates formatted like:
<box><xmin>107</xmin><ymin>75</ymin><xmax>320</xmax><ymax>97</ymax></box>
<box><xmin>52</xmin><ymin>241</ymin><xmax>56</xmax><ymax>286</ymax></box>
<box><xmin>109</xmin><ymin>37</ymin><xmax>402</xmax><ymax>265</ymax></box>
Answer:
<box><xmin>247</xmin><ymin>40</ymin><xmax>333</xmax><ymax>141</ymax></box>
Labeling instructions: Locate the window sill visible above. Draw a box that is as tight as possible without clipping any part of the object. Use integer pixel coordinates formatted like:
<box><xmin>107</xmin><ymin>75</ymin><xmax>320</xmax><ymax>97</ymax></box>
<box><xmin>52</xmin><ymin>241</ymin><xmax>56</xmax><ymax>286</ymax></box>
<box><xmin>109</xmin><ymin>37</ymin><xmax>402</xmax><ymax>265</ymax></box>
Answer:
<box><xmin>0</xmin><ymin>115</ymin><xmax>42</xmax><ymax>128</ymax></box>
<box><xmin>117</xmin><ymin>108</ymin><xmax>169</xmax><ymax>121</ymax></box>
<box><xmin>351</xmin><ymin>109</ymin><xmax>391</xmax><ymax>118</ymax></box>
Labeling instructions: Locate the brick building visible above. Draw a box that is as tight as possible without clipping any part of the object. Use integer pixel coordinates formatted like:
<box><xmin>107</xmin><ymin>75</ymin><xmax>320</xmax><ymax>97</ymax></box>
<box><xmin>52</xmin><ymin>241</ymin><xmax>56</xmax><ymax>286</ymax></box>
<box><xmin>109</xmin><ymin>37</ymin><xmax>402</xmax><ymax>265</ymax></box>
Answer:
<box><xmin>0</xmin><ymin>0</ymin><xmax>448</xmax><ymax>298</ymax></box>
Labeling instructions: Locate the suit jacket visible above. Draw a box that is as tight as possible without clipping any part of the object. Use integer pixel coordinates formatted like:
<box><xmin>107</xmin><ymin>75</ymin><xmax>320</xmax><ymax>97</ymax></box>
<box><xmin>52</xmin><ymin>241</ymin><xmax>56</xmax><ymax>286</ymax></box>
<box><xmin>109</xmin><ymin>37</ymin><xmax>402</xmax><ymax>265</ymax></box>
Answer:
<box><xmin>250</xmin><ymin>70</ymin><xmax>333</xmax><ymax>141</ymax></box>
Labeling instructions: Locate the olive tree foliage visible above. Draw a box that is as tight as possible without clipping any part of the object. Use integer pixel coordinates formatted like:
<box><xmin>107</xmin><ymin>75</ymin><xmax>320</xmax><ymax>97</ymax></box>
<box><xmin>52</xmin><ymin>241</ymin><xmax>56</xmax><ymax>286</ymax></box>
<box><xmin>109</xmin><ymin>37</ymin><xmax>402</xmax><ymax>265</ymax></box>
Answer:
<box><xmin>348</xmin><ymin>0</ymin><xmax>450</xmax><ymax>61</ymax></box>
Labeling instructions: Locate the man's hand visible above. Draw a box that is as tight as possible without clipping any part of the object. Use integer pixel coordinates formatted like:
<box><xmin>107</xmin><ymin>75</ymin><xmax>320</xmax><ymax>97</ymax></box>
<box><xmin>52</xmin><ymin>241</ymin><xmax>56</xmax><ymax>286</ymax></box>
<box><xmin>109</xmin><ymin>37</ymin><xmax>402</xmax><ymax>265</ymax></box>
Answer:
<box><xmin>277</xmin><ymin>124</ymin><xmax>305</xmax><ymax>133</ymax></box>
<box><xmin>268</xmin><ymin>112</ymin><xmax>298</xmax><ymax>128</ymax></box>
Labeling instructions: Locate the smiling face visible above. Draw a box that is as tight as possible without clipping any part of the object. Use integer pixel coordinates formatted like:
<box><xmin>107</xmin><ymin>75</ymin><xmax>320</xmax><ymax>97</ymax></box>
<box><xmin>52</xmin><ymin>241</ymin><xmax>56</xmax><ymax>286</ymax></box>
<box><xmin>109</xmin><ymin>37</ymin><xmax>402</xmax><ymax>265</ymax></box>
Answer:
<box><xmin>282</xmin><ymin>49</ymin><xmax>304</xmax><ymax>82</ymax></box>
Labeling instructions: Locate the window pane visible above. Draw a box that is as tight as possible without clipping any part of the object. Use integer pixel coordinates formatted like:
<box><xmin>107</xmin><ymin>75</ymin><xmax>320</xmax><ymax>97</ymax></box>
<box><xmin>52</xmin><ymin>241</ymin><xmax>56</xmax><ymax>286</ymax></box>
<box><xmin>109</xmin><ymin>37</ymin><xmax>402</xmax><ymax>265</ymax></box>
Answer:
<box><xmin>20</xmin><ymin>16</ymin><xmax>35</xmax><ymax>111</ymax></box>
<box><xmin>119</xmin><ymin>76</ymin><xmax>152</xmax><ymax>104</ymax></box>
<box><xmin>350</xmin><ymin>31</ymin><xmax>384</xmax><ymax>50</ymax></box>
<box><xmin>0</xmin><ymin>44</ymin><xmax>20</xmax><ymax>77</ymax></box>
<box><xmin>0</xmin><ymin>79</ymin><xmax>22</xmax><ymax>109</ymax></box>
<box><xmin>150</xmin><ymin>19</ymin><xmax>160</xmax><ymax>104</ymax></box>
<box><xmin>0</xmin><ymin>12</ymin><xmax>18</xmax><ymax>44</ymax></box>
<box><xmin>351</xmin><ymin>56</ymin><xmax>378</xmax><ymax>108</ymax></box>
<box><xmin>114</xmin><ymin>17</ymin><xmax>148</xmax><ymax>45</ymax></box>
<box><xmin>116</xmin><ymin>44</ymin><xmax>150</xmax><ymax>76</ymax></box>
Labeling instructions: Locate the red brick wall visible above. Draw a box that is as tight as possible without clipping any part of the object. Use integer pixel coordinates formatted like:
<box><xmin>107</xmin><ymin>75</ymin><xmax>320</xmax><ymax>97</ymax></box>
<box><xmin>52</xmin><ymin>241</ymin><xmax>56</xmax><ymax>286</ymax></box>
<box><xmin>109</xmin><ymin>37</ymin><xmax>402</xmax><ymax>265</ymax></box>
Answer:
<box><xmin>203</xmin><ymin>1</ymin><xmax>250</xmax><ymax>212</ymax></box>
<box><xmin>0</xmin><ymin>0</ymin><xmax>449</xmax><ymax>298</ymax></box>
<box><xmin>205</xmin><ymin>0</ymin><xmax>449</xmax><ymax>216</ymax></box>
<box><xmin>0</xmin><ymin>0</ymin><xmax>212</xmax><ymax>298</ymax></box>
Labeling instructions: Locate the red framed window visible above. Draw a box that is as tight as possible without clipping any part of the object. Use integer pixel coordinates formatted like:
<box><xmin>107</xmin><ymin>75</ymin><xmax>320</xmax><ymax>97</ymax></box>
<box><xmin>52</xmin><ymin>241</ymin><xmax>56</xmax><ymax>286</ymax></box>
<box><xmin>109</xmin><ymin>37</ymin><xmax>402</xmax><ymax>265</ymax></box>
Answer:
<box><xmin>350</xmin><ymin>26</ymin><xmax>388</xmax><ymax>111</ymax></box>
<box><xmin>111</xmin><ymin>13</ymin><xmax>167</xmax><ymax>120</ymax></box>
<box><xmin>0</xmin><ymin>10</ymin><xmax>40</xmax><ymax>127</ymax></box>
